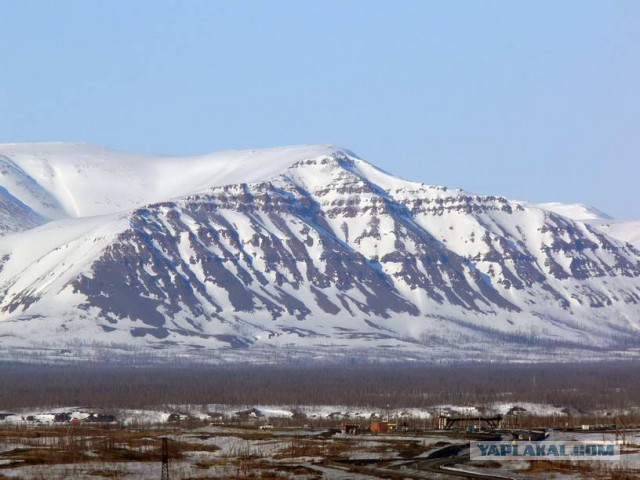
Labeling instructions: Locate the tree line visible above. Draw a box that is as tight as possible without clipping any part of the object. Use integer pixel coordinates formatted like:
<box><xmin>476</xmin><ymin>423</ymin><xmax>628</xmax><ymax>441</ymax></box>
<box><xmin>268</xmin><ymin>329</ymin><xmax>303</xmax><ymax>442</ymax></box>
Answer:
<box><xmin>0</xmin><ymin>361</ymin><xmax>639</xmax><ymax>411</ymax></box>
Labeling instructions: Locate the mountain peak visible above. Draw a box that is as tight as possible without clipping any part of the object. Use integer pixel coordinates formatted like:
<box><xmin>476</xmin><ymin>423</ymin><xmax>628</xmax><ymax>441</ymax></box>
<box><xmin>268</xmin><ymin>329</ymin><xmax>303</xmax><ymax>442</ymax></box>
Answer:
<box><xmin>0</xmin><ymin>143</ymin><xmax>357</xmax><ymax>219</ymax></box>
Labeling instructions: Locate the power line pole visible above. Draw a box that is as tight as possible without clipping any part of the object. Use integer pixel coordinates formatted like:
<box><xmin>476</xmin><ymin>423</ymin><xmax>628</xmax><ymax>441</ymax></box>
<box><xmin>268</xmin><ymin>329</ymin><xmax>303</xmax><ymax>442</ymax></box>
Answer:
<box><xmin>615</xmin><ymin>416</ymin><xmax>626</xmax><ymax>446</ymax></box>
<box><xmin>160</xmin><ymin>437</ymin><xmax>169</xmax><ymax>480</ymax></box>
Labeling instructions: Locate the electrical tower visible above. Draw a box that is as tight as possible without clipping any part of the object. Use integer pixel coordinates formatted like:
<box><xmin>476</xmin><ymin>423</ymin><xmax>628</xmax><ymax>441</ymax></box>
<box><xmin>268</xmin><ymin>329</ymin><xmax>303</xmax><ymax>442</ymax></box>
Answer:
<box><xmin>615</xmin><ymin>416</ymin><xmax>627</xmax><ymax>446</ymax></box>
<box><xmin>160</xmin><ymin>437</ymin><xmax>169</xmax><ymax>480</ymax></box>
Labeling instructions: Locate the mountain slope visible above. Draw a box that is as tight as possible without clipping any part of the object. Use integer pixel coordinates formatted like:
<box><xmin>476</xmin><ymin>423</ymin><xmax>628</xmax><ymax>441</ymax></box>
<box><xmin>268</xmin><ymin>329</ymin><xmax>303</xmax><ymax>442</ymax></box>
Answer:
<box><xmin>539</xmin><ymin>202</ymin><xmax>640</xmax><ymax>250</ymax></box>
<box><xmin>0</xmin><ymin>143</ymin><xmax>639</xmax><ymax>362</ymax></box>
<box><xmin>538</xmin><ymin>202</ymin><xmax>612</xmax><ymax>222</ymax></box>
<box><xmin>597</xmin><ymin>220</ymin><xmax>640</xmax><ymax>250</ymax></box>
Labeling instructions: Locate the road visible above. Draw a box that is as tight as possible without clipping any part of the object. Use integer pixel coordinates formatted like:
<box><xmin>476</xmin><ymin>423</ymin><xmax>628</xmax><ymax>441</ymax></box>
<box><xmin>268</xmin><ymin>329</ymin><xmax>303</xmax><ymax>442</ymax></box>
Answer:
<box><xmin>320</xmin><ymin>443</ymin><xmax>517</xmax><ymax>480</ymax></box>
<box><xmin>414</xmin><ymin>446</ymin><xmax>517</xmax><ymax>480</ymax></box>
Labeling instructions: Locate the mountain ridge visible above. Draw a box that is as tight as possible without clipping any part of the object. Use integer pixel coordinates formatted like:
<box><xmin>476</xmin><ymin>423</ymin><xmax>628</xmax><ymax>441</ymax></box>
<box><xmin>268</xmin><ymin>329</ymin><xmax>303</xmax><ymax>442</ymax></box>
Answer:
<box><xmin>0</xmin><ymin>143</ymin><xmax>638</xmax><ymax>363</ymax></box>
<box><xmin>0</xmin><ymin>142</ymin><xmax>348</xmax><ymax>219</ymax></box>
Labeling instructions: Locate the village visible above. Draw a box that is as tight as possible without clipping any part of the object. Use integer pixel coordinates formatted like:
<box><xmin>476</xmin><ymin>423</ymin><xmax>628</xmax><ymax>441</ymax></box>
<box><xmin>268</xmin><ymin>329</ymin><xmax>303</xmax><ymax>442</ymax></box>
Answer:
<box><xmin>1</xmin><ymin>402</ymin><xmax>640</xmax><ymax>479</ymax></box>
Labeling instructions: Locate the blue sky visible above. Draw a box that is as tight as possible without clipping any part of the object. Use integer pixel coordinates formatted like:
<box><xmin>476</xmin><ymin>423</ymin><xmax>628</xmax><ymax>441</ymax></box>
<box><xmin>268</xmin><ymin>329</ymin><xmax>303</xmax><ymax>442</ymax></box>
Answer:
<box><xmin>1</xmin><ymin>1</ymin><xmax>638</xmax><ymax>217</ymax></box>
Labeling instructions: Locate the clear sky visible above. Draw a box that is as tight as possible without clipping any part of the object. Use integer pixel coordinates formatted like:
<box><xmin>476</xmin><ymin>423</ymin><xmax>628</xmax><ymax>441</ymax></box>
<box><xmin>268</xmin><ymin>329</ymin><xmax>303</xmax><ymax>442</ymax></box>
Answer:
<box><xmin>1</xmin><ymin>1</ymin><xmax>638</xmax><ymax>217</ymax></box>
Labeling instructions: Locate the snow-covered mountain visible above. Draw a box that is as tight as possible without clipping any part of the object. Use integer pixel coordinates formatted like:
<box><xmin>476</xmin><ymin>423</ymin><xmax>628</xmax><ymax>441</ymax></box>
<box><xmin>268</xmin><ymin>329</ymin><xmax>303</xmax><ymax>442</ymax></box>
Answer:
<box><xmin>539</xmin><ymin>202</ymin><xmax>640</xmax><ymax>250</ymax></box>
<box><xmin>537</xmin><ymin>202</ymin><xmax>612</xmax><ymax>222</ymax></box>
<box><xmin>0</xmin><ymin>143</ymin><xmax>639</xmax><ymax>363</ymax></box>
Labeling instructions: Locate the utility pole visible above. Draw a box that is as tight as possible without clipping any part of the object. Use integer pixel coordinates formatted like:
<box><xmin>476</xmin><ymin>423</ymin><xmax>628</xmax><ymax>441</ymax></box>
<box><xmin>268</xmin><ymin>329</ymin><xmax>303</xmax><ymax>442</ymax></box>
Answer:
<box><xmin>160</xmin><ymin>437</ymin><xmax>169</xmax><ymax>480</ymax></box>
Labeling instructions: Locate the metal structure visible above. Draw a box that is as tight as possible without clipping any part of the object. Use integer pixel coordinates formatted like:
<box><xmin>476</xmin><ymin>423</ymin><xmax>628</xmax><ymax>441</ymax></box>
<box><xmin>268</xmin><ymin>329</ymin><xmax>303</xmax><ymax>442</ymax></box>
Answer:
<box><xmin>438</xmin><ymin>414</ymin><xmax>502</xmax><ymax>430</ymax></box>
<box><xmin>160</xmin><ymin>437</ymin><xmax>169</xmax><ymax>480</ymax></box>
<box><xmin>615</xmin><ymin>416</ymin><xmax>627</xmax><ymax>445</ymax></box>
